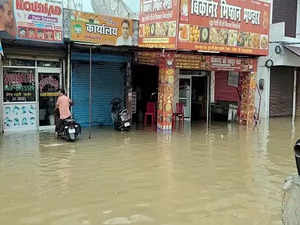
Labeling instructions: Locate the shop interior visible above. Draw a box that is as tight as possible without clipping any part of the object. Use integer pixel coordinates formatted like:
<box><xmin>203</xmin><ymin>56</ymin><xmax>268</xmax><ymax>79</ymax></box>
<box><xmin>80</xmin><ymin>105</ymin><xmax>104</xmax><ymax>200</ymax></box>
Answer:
<box><xmin>191</xmin><ymin>76</ymin><xmax>207</xmax><ymax>121</ymax></box>
<box><xmin>132</xmin><ymin>64</ymin><xmax>159</xmax><ymax>124</ymax></box>
<box><xmin>211</xmin><ymin>71</ymin><xmax>240</xmax><ymax>122</ymax></box>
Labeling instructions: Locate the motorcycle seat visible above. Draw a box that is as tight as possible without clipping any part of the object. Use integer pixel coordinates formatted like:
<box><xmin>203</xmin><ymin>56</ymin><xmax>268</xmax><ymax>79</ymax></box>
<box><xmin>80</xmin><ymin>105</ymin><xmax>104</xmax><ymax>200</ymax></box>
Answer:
<box><xmin>65</xmin><ymin>119</ymin><xmax>75</xmax><ymax>123</ymax></box>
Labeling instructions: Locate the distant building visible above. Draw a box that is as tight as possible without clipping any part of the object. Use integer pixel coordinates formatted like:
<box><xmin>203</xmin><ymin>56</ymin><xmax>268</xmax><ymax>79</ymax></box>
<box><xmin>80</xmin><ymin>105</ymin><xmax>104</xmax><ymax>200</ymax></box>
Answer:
<box><xmin>91</xmin><ymin>0</ymin><xmax>138</xmax><ymax>19</ymax></box>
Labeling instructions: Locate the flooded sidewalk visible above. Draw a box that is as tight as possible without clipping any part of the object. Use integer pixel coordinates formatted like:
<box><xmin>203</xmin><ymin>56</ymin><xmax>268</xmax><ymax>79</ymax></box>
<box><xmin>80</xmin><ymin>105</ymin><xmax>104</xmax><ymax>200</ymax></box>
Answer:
<box><xmin>0</xmin><ymin>118</ymin><xmax>297</xmax><ymax>225</ymax></box>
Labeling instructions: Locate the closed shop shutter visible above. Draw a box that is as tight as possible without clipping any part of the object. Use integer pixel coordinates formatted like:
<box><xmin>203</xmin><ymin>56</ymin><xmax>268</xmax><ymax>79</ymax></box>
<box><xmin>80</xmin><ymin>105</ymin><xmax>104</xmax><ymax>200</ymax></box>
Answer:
<box><xmin>72</xmin><ymin>61</ymin><xmax>125</xmax><ymax>127</ymax></box>
<box><xmin>270</xmin><ymin>67</ymin><xmax>294</xmax><ymax>117</ymax></box>
<box><xmin>215</xmin><ymin>71</ymin><xmax>239</xmax><ymax>102</ymax></box>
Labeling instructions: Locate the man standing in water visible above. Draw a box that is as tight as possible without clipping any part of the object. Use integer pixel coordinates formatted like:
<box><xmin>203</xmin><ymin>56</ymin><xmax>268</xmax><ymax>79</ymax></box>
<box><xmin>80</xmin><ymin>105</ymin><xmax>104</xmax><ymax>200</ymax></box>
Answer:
<box><xmin>116</xmin><ymin>19</ymin><xmax>132</xmax><ymax>46</ymax></box>
<box><xmin>55</xmin><ymin>89</ymin><xmax>72</xmax><ymax>134</ymax></box>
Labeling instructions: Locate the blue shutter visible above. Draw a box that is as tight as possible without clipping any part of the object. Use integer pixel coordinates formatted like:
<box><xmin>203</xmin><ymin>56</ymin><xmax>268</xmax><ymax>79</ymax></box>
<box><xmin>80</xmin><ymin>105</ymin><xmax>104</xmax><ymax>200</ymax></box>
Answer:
<box><xmin>72</xmin><ymin>61</ymin><xmax>125</xmax><ymax>127</ymax></box>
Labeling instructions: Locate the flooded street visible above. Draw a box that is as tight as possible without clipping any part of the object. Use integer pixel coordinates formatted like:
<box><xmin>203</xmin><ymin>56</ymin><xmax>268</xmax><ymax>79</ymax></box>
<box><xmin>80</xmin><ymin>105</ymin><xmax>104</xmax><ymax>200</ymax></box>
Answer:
<box><xmin>0</xmin><ymin>118</ymin><xmax>297</xmax><ymax>225</ymax></box>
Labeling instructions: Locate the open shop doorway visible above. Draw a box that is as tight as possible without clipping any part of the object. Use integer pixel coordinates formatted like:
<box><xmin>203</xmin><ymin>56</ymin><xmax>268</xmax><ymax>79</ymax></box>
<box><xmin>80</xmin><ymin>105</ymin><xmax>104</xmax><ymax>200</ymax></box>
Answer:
<box><xmin>191</xmin><ymin>76</ymin><xmax>207</xmax><ymax>122</ymax></box>
<box><xmin>132</xmin><ymin>64</ymin><xmax>159</xmax><ymax>125</ymax></box>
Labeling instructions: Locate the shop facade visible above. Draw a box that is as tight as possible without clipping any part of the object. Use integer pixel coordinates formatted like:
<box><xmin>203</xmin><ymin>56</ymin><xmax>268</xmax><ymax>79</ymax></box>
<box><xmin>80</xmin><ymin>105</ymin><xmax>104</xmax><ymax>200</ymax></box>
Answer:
<box><xmin>70</xmin><ymin>49</ymin><xmax>130</xmax><ymax>127</ymax></box>
<box><xmin>0</xmin><ymin>0</ymin><xmax>64</xmax><ymax>133</ymax></box>
<box><xmin>64</xmin><ymin>10</ymin><xmax>138</xmax><ymax>127</ymax></box>
<box><xmin>137</xmin><ymin>0</ymin><xmax>270</xmax><ymax>130</ymax></box>
<box><xmin>257</xmin><ymin>22</ymin><xmax>300</xmax><ymax>120</ymax></box>
<box><xmin>1</xmin><ymin>43</ymin><xmax>66</xmax><ymax>132</ymax></box>
<box><xmin>136</xmin><ymin>52</ymin><xmax>258</xmax><ymax>128</ymax></box>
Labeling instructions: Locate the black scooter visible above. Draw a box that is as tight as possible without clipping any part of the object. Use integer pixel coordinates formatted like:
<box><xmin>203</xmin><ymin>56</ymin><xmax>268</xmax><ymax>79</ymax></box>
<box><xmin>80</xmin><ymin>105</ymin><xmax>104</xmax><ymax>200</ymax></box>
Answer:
<box><xmin>111</xmin><ymin>98</ymin><xmax>131</xmax><ymax>131</ymax></box>
<box><xmin>55</xmin><ymin>109</ymin><xmax>81</xmax><ymax>142</ymax></box>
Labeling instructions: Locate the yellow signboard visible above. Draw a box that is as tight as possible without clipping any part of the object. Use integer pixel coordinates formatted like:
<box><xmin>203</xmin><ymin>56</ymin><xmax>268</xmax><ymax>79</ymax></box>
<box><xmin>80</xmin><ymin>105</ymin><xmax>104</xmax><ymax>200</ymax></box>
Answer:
<box><xmin>70</xmin><ymin>10</ymin><xmax>138</xmax><ymax>46</ymax></box>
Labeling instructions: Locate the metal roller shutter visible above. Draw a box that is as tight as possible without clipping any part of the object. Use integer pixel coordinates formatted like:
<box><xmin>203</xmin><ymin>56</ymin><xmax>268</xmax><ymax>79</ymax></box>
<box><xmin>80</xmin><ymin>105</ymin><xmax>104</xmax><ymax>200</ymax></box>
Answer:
<box><xmin>270</xmin><ymin>67</ymin><xmax>294</xmax><ymax>117</ymax></box>
<box><xmin>72</xmin><ymin>61</ymin><xmax>125</xmax><ymax>127</ymax></box>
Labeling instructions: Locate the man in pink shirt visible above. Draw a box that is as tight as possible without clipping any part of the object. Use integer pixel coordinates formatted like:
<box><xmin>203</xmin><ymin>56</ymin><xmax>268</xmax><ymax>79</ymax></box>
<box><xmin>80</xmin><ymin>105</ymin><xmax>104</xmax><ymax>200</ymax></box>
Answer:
<box><xmin>55</xmin><ymin>89</ymin><xmax>72</xmax><ymax>133</ymax></box>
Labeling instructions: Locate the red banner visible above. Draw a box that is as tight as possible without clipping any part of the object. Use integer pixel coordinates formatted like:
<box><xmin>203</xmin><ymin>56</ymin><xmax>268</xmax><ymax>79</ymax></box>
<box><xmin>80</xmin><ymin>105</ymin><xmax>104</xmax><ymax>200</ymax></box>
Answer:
<box><xmin>178</xmin><ymin>0</ymin><xmax>270</xmax><ymax>55</ymax></box>
<box><xmin>138</xmin><ymin>0</ymin><xmax>178</xmax><ymax>49</ymax></box>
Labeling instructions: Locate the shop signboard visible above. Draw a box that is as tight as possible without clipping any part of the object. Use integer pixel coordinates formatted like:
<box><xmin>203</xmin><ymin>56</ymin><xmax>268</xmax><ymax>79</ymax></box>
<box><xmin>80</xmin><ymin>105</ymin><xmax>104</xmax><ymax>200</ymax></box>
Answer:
<box><xmin>13</xmin><ymin>0</ymin><xmax>63</xmax><ymax>42</ymax></box>
<box><xmin>136</xmin><ymin>52</ymin><xmax>257</xmax><ymax>72</ymax></box>
<box><xmin>178</xmin><ymin>0</ymin><xmax>270</xmax><ymax>55</ymax></box>
<box><xmin>138</xmin><ymin>0</ymin><xmax>178</xmax><ymax>49</ymax></box>
<box><xmin>70</xmin><ymin>10</ymin><xmax>138</xmax><ymax>46</ymax></box>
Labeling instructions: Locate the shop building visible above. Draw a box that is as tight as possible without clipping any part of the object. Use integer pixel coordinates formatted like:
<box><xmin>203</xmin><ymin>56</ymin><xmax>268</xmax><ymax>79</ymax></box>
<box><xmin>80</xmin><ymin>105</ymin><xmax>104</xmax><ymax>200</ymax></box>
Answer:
<box><xmin>136</xmin><ymin>0</ymin><xmax>270</xmax><ymax>130</ymax></box>
<box><xmin>0</xmin><ymin>0</ymin><xmax>64</xmax><ymax>133</ymax></box>
<box><xmin>64</xmin><ymin>9</ymin><xmax>138</xmax><ymax>127</ymax></box>
<box><xmin>256</xmin><ymin>0</ymin><xmax>300</xmax><ymax>119</ymax></box>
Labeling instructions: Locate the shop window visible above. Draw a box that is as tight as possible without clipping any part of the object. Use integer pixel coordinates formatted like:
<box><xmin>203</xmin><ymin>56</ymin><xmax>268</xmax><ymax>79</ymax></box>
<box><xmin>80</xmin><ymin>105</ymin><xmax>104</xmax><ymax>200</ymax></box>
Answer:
<box><xmin>2</xmin><ymin>59</ymin><xmax>10</xmax><ymax>66</ymax></box>
<box><xmin>3</xmin><ymin>68</ymin><xmax>36</xmax><ymax>102</ymax></box>
<box><xmin>37</xmin><ymin>61</ymin><xmax>60</xmax><ymax>68</ymax></box>
<box><xmin>10</xmin><ymin>59</ymin><xmax>35</xmax><ymax>67</ymax></box>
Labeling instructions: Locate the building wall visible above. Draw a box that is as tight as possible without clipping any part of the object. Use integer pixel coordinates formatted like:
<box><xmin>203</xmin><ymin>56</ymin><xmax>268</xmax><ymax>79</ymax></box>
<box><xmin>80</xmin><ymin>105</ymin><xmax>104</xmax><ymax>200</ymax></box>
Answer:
<box><xmin>0</xmin><ymin>56</ymin><xmax>2</xmax><ymax>134</ymax></box>
<box><xmin>297</xmin><ymin>0</ymin><xmax>300</xmax><ymax>38</ymax></box>
<box><xmin>256</xmin><ymin>56</ymin><xmax>270</xmax><ymax>119</ymax></box>
<box><xmin>272</xmin><ymin>0</ymin><xmax>297</xmax><ymax>37</ymax></box>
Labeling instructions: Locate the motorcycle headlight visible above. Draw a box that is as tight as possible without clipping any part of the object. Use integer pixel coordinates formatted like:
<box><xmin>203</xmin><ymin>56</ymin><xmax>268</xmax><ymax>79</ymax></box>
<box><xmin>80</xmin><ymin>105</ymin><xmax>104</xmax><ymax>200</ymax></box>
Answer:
<box><xmin>65</xmin><ymin>126</ymin><xmax>68</xmax><ymax>129</ymax></box>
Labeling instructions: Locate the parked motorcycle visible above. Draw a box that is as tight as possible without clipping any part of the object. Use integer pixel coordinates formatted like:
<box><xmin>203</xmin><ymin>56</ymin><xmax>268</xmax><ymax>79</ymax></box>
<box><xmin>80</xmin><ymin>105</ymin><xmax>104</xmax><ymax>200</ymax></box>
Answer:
<box><xmin>111</xmin><ymin>98</ymin><xmax>131</xmax><ymax>131</ymax></box>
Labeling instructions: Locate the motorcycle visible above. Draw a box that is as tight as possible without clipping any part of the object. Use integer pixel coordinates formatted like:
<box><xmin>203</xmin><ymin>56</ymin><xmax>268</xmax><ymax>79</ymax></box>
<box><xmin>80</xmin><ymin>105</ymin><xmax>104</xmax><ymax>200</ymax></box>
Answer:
<box><xmin>55</xmin><ymin>109</ymin><xmax>81</xmax><ymax>142</ymax></box>
<box><xmin>111</xmin><ymin>98</ymin><xmax>131</xmax><ymax>131</ymax></box>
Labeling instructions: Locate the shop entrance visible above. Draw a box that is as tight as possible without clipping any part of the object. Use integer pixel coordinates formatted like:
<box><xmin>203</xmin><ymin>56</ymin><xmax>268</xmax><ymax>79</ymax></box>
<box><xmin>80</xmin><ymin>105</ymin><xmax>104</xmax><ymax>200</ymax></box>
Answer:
<box><xmin>2</xmin><ymin>58</ymin><xmax>62</xmax><ymax>132</ymax></box>
<box><xmin>38</xmin><ymin>71</ymin><xmax>61</xmax><ymax>128</ymax></box>
<box><xmin>38</xmin><ymin>62</ymin><xmax>62</xmax><ymax>129</ymax></box>
<box><xmin>191</xmin><ymin>76</ymin><xmax>207</xmax><ymax>121</ymax></box>
<box><xmin>132</xmin><ymin>64</ymin><xmax>159</xmax><ymax>124</ymax></box>
<box><xmin>179</xmin><ymin>70</ymin><xmax>209</xmax><ymax>122</ymax></box>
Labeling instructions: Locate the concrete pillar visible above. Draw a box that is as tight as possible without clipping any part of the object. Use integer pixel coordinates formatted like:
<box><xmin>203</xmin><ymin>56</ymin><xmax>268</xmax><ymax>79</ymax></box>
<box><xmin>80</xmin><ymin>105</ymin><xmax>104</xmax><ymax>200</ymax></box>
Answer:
<box><xmin>157</xmin><ymin>53</ymin><xmax>175</xmax><ymax>130</ymax></box>
<box><xmin>173</xmin><ymin>68</ymin><xmax>179</xmax><ymax>112</ymax></box>
<box><xmin>256</xmin><ymin>56</ymin><xmax>270</xmax><ymax>119</ymax></box>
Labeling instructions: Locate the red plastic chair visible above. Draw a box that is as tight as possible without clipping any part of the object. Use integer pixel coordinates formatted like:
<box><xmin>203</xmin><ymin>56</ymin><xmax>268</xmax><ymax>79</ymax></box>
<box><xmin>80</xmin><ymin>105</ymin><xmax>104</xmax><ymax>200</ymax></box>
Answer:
<box><xmin>144</xmin><ymin>102</ymin><xmax>156</xmax><ymax>126</ymax></box>
<box><xmin>172</xmin><ymin>103</ymin><xmax>184</xmax><ymax>126</ymax></box>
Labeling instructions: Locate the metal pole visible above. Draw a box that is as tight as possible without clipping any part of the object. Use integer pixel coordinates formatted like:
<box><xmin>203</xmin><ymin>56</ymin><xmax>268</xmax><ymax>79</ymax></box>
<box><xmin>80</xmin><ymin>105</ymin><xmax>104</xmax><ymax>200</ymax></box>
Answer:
<box><xmin>67</xmin><ymin>43</ymin><xmax>71</xmax><ymax>97</ymax></box>
<box><xmin>207</xmin><ymin>73</ymin><xmax>210</xmax><ymax>128</ymax></box>
<box><xmin>293</xmin><ymin>68</ymin><xmax>297</xmax><ymax>123</ymax></box>
<box><xmin>89</xmin><ymin>47</ymin><xmax>92</xmax><ymax>139</ymax></box>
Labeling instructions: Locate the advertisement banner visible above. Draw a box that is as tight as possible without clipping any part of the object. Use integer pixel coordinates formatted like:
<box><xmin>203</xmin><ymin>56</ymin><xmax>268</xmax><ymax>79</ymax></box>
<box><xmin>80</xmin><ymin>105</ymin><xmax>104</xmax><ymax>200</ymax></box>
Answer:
<box><xmin>178</xmin><ymin>0</ymin><xmax>270</xmax><ymax>55</ymax></box>
<box><xmin>138</xmin><ymin>0</ymin><xmax>178</xmax><ymax>49</ymax></box>
<box><xmin>0</xmin><ymin>0</ymin><xmax>16</xmax><ymax>39</ymax></box>
<box><xmin>70</xmin><ymin>10</ymin><xmax>138</xmax><ymax>46</ymax></box>
<box><xmin>4</xmin><ymin>103</ymin><xmax>37</xmax><ymax>129</ymax></box>
<box><xmin>14</xmin><ymin>0</ymin><xmax>63</xmax><ymax>42</ymax></box>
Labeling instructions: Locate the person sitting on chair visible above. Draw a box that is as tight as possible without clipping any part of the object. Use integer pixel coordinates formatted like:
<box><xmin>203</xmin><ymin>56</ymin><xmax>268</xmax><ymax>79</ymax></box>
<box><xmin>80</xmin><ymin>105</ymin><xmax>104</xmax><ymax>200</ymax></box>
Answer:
<box><xmin>55</xmin><ymin>89</ymin><xmax>72</xmax><ymax>134</ymax></box>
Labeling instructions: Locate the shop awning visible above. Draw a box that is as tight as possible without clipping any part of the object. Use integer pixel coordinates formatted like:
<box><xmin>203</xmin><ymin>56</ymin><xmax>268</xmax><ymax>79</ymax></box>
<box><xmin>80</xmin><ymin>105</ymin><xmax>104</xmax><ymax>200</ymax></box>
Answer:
<box><xmin>284</xmin><ymin>45</ymin><xmax>300</xmax><ymax>57</ymax></box>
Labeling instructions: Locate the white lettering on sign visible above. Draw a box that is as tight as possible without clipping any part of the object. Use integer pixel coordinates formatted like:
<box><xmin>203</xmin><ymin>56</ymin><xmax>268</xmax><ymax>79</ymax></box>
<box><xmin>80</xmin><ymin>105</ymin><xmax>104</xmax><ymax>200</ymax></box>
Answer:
<box><xmin>244</xmin><ymin>8</ymin><xmax>261</xmax><ymax>25</ymax></box>
<box><xmin>191</xmin><ymin>0</ymin><xmax>219</xmax><ymax>18</ymax></box>
<box><xmin>190</xmin><ymin>0</ymin><xmax>263</xmax><ymax>25</ymax></box>
<box><xmin>220</xmin><ymin>0</ymin><xmax>241</xmax><ymax>22</ymax></box>
<box><xmin>86</xmin><ymin>24</ymin><xmax>118</xmax><ymax>36</ymax></box>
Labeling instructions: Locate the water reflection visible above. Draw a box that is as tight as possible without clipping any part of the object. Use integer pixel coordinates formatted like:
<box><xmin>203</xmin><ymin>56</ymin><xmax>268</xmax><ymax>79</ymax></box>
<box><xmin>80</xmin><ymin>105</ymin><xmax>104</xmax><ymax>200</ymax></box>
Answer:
<box><xmin>0</xmin><ymin>118</ymin><xmax>297</xmax><ymax>225</ymax></box>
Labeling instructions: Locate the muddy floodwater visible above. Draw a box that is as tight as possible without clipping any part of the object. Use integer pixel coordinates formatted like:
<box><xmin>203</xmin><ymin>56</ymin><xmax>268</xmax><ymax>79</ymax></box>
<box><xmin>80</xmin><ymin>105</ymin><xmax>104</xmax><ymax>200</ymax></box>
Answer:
<box><xmin>0</xmin><ymin>118</ymin><xmax>298</xmax><ymax>225</ymax></box>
